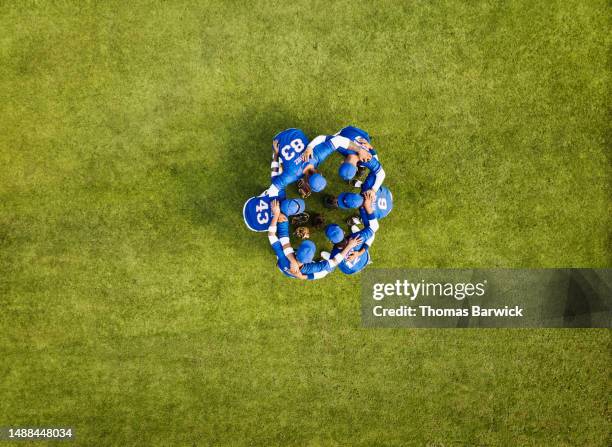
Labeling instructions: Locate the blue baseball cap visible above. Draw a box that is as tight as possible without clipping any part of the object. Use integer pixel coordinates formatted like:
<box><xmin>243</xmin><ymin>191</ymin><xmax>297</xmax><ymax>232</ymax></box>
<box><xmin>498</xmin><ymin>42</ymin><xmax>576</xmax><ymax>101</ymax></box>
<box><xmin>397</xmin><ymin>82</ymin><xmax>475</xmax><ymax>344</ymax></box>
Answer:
<box><xmin>280</xmin><ymin>198</ymin><xmax>305</xmax><ymax>216</ymax></box>
<box><xmin>308</xmin><ymin>173</ymin><xmax>327</xmax><ymax>192</ymax></box>
<box><xmin>338</xmin><ymin>162</ymin><xmax>358</xmax><ymax>181</ymax></box>
<box><xmin>325</xmin><ymin>224</ymin><xmax>345</xmax><ymax>244</ymax></box>
<box><xmin>337</xmin><ymin>192</ymin><xmax>364</xmax><ymax>209</ymax></box>
<box><xmin>296</xmin><ymin>240</ymin><xmax>316</xmax><ymax>263</ymax></box>
<box><xmin>338</xmin><ymin>125</ymin><xmax>371</xmax><ymax>143</ymax></box>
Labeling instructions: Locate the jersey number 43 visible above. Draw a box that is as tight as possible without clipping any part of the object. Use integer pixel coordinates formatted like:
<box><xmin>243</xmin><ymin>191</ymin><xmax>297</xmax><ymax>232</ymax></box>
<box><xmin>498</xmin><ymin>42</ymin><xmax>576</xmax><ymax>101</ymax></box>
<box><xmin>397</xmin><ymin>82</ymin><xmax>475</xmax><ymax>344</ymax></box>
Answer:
<box><xmin>243</xmin><ymin>195</ymin><xmax>273</xmax><ymax>232</ymax></box>
<box><xmin>255</xmin><ymin>199</ymin><xmax>269</xmax><ymax>224</ymax></box>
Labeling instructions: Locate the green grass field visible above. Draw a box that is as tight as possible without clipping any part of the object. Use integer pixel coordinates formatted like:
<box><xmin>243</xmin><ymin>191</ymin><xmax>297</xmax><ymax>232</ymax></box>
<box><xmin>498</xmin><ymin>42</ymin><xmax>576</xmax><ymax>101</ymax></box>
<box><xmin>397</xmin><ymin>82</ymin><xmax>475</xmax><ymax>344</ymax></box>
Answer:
<box><xmin>1</xmin><ymin>1</ymin><xmax>610</xmax><ymax>446</ymax></box>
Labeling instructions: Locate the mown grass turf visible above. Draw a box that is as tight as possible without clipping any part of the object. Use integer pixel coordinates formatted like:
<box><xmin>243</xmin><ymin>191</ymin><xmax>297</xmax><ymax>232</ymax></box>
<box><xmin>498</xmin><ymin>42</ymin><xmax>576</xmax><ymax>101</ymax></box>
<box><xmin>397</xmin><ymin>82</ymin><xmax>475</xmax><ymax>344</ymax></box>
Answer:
<box><xmin>0</xmin><ymin>1</ymin><xmax>610</xmax><ymax>446</ymax></box>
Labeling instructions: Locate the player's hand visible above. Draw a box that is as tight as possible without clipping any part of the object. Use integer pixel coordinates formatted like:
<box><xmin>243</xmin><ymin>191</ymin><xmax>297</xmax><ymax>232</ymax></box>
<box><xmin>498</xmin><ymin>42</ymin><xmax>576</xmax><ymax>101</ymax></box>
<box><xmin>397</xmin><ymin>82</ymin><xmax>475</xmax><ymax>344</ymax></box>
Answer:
<box><xmin>271</xmin><ymin>199</ymin><xmax>281</xmax><ymax>216</ymax></box>
<box><xmin>357</xmin><ymin>148</ymin><xmax>372</xmax><ymax>162</ymax></box>
<box><xmin>356</xmin><ymin>137</ymin><xmax>373</xmax><ymax>151</ymax></box>
<box><xmin>301</xmin><ymin>146</ymin><xmax>314</xmax><ymax>161</ymax></box>
<box><xmin>272</xmin><ymin>139</ymin><xmax>279</xmax><ymax>155</ymax></box>
<box><xmin>347</xmin><ymin>235</ymin><xmax>363</xmax><ymax>249</ymax></box>
<box><xmin>346</xmin><ymin>251</ymin><xmax>361</xmax><ymax>262</ymax></box>
<box><xmin>278</xmin><ymin>213</ymin><xmax>288</xmax><ymax>223</ymax></box>
<box><xmin>290</xmin><ymin>259</ymin><xmax>300</xmax><ymax>275</ymax></box>
<box><xmin>363</xmin><ymin>189</ymin><xmax>375</xmax><ymax>213</ymax></box>
<box><xmin>364</xmin><ymin>189</ymin><xmax>376</xmax><ymax>203</ymax></box>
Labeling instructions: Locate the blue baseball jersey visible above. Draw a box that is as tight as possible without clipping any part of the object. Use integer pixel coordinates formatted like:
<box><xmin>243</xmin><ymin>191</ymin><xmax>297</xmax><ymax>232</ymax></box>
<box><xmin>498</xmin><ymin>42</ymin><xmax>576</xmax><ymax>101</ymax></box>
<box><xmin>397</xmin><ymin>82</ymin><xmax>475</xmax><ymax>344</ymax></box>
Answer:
<box><xmin>359</xmin><ymin>186</ymin><xmax>393</xmax><ymax>223</ymax></box>
<box><xmin>274</xmin><ymin>128</ymin><xmax>309</xmax><ymax>174</ymax></box>
<box><xmin>243</xmin><ymin>190</ymin><xmax>286</xmax><ymax>232</ymax></box>
<box><xmin>330</xmin><ymin>227</ymin><xmax>375</xmax><ymax>275</ymax></box>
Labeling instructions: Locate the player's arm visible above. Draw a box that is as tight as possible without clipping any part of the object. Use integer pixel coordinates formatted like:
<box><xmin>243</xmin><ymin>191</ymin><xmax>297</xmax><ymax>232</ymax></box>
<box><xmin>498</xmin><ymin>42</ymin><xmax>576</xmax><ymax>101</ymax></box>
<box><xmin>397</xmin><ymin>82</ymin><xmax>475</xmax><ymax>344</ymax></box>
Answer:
<box><xmin>269</xmin><ymin>200</ymin><xmax>304</xmax><ymax>278</ymax></box>
<box><xmin>264</xmin><ymin>142</ymin><xmax>286</xmax><ymax>197</ymax></box>
<box><xmin>299</xmin><ymin>135</ymin><xmax>327</xmax><ymax>161</ymax></box>
<box><xmin>301</xmin><ymin>135</ymin><xmax>371</xmax><ymax>162</ymax></box>
<box><xmin>362</xmin><ymin>189</ymin><xmax>380</xmax><ymax>233</ymax></box>
<box><xmin>268</xmin><ymin>201</ymin><xmax>293</xmax><ymax>257</ymax></box>
<box><xmin>267</xmin><ymin>200</ymin><xmax>282</xmax><ymax>246</ymax></box>
<box><xmin>329</xmin><ymin>135</ymin><xmax>372</xmax><ymax>162</ymax></box>
<box><xmin>346</xmin><ymin>193</ymin><xmax>378</xmax><ymax>262</ymax></box>
<box><xmin>346</xmin><ymin>229</ymin><xmax>372</xmax><ymax>263</ymax></box>
<box><xmin>299</xmin><ymin>260</ymin><xmax>334</xmax><ymax>279</ymax></box>
<box><xmin>360</xmin><ymin>158</ymin><xmax>386</xmax><ymax>192</ymax></box>
<box><xmin>265</xmin><ymin>171</ymin><xmax>292</xmax><ymax>198</ymax></box>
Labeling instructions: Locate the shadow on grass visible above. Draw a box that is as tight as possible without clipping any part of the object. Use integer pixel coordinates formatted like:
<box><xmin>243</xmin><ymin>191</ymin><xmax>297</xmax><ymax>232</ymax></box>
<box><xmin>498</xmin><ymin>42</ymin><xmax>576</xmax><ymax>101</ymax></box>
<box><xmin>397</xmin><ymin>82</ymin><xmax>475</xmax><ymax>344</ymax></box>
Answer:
<box><xmin>171</xmin><ymin>104</ymin><xmax>337</xmax><ymax>253</ymax></box>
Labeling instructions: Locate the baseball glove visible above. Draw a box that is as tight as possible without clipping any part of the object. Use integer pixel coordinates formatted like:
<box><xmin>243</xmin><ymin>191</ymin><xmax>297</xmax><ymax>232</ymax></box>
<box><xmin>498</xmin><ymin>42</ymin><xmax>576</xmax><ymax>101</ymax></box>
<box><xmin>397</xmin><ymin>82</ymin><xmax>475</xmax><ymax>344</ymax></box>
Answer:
<box><xmin>290</xmin><ymin>212</ymin><xmax>310</xmax><ymax>226</ymax></box>
<box><xmin>293</xmin><ymin>226</ymin><xmax>310</xmax><ymax>239</ymax></box>
<box><xmin>297</xmin><ymin>179</ymin><xmax>311</xmax><ymax>199</ymax></box>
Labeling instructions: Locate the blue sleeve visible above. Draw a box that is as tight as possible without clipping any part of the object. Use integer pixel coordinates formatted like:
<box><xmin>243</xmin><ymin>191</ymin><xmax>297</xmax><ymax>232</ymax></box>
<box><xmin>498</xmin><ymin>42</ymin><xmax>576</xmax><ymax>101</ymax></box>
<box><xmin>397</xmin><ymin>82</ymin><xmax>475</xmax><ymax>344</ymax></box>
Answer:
<box><xmin>362</xmin><ymin>157</ymin><xmax>382</xmax><ymax>174</ymax></box>
<box><xmin>271</xmin><ymin>240</ymin><xmax>284</xmax><ymax>258</ymax></box>
<box><xmin>330</xmin><ymin>246</ymin><xmax>341</xmax><ymax>258</ymax></box>
<box><xmin>359</xmin><ymin>207</ymin><xmax>369</xmax><ymax>225</ymax></box>
<box><xmin>277</xmin><ymin>221</ymin><xmax>290</xmax><ymax>239</ymax></box>
<box><xmin>272</xmin><ymin>173</ymin><xmax>291</xmax><ymax>191</ymax></box>
<box><xmin>336</xmin><ymin>146</ymin><xmax>356</xmax><ymax>157</ymax></box>
<box><xmin>359</xmin><ymin>156</ymin><xmax>384</xmax><ymax>188</ymax></box>
<box><xmin>268</xmin><ymin>169</ymin><xmax>301</xmax><ymax>197</ymax></box>
<box><xmin>360</xmin><ymin>206</ymin><xmax>380</xmax><ymax>234</ymax></box>
<box><xmin>300</xmin><ymin>260</ymin><xmax>332</xmax><ymax>275</ymax></box>
<box><xmin>355</xmin><ymin>227</ymin><xmax>374</xmax><ymax>240</ymax></box>
<box><xmin>337</xmin><ymin>145</ymin><xmax>379</xmax><ymax>158</ymax></box>
<box><xmin>311</xmin><ymin>140</ymin><xmax>336</xmax><ymax>168</ymax></box>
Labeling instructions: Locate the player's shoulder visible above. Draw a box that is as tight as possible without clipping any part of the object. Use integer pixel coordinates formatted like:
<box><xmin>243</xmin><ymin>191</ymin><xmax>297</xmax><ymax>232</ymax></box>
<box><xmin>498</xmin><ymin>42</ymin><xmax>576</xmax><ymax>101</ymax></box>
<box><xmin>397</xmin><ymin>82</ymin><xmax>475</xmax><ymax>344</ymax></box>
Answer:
<box><xmin>380</xmin><ymin>186</ymin><xmax>393</xmax><ymax>203</ymax></box>
<box><xmin>243</xmin><ymin>195</ymin><xmax>274</xmax><ymax>232</ymax></box>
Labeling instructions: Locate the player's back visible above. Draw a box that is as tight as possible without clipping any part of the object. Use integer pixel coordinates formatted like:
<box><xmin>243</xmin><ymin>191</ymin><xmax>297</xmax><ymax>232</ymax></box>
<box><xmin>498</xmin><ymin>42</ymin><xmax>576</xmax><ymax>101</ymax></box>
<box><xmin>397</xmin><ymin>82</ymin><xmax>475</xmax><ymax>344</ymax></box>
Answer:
<box><xmin>331</xmin><ymin>245</ymin><xmax>371</xmax><ymax>275</ymax></box>
<box><xmin>330</xmin><ymin>227</ymin><xmax>373</xmax><ymax>275</ymax></box>
<box><xmin>274</xmin><ymin>128</ymin><xmax>309</xmax><ymax>173</ymax></box>
<box><xmin>374</xmin><ymin>186</ymin><xmax>393</xmax><ymax>219</ymax></box>
<box><xmin>243</xmin><ymin>190</ymin><xmax>289</xmax><ymax>232</ymax></box>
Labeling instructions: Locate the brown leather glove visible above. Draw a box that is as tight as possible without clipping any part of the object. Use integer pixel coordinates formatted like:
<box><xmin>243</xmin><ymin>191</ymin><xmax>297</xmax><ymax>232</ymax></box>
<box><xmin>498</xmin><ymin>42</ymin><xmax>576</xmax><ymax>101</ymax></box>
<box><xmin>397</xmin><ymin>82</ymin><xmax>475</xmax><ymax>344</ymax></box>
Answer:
<box><xmin>297</xmin><ymin>179</ymin><xmax>311</xmax><ymax>199</ymax></box>
<box><xmin>293</xmin><ymin>226</ymin><xmax>310</xmax><ymax>239</ymax></box>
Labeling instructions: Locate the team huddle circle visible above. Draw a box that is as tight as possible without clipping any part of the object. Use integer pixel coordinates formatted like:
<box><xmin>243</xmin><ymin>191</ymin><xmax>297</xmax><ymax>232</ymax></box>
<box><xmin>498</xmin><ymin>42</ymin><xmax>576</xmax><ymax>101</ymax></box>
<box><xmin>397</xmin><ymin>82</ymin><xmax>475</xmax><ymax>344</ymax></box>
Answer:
<box><xmin>243</xmin><ymin>126</ymin><xmax>393</xmax><ymax>280</ymax></box>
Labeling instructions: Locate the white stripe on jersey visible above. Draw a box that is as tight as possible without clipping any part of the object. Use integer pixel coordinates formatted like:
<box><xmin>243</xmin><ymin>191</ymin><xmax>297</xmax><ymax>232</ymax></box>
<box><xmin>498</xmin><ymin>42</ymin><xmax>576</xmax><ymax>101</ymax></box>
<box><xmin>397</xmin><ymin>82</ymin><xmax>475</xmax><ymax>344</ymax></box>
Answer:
<box><xmin>312</xmin><ymin>270</ymin><xmax>330</xmax><ymax>279</ymax></box>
